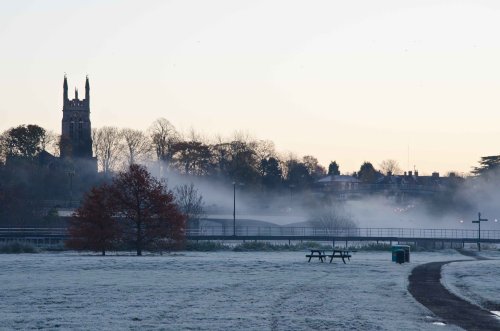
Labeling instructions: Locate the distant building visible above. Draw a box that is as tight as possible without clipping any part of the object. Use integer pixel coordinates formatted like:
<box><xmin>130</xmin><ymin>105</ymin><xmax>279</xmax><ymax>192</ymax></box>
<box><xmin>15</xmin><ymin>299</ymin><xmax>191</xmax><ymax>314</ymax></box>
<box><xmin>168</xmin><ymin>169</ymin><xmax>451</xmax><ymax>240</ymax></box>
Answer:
<box><xmin>315</xmin><ymin>170</ymin><xmax>463</xmax><ymax>199</ymax></box>
<box><xmin>316</xmin><ymin>175</ymin><xmax>362</xmax><ymax>199</ymax></box>
<box><xmin>317</xmin><ymin>175</ymin><xmax>361</xmax><ymax>191</ymax></box>
<box><xmin>59</xmin><ymin>75</ymin><xmax>97</xmax><ymax>171</ymax></box>
<box><xmin>60</xmin><ymin>75</ymin><xmax>93</xmax><ymax>159</ymax></box>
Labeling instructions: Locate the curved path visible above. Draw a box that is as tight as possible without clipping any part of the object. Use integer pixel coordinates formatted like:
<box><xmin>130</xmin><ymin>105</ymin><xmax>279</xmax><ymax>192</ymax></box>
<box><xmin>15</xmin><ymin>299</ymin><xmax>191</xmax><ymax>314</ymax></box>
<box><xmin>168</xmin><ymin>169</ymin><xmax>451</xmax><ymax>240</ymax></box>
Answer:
<box><xmin>408</xmin><ymin>253</ymin><xmax>500</xmax><ymax>330</ymax></box>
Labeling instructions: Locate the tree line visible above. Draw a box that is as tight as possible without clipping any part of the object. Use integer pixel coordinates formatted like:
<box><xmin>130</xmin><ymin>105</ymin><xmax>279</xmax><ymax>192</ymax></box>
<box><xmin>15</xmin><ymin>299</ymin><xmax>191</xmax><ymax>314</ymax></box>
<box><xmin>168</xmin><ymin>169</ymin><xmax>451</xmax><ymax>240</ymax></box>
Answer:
<box><xmin>0</xmin><ymin>118</ymin><xmax>417</xmax><ymax>191</ymax></box>
<box><xmin>1</xmin><ymin>118</ymin><xmax>498</xmax><ymax>227</ymax></box>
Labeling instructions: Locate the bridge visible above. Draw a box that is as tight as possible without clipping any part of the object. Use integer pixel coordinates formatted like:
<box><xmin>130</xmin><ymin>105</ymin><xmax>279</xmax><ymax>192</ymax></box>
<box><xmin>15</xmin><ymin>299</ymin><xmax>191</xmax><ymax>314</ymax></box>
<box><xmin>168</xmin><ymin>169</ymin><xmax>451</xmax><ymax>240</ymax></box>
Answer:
<box><xmin>1</xmin><ymin>226</ymin><xmax>500</xmax><ymax>248</ymax></box>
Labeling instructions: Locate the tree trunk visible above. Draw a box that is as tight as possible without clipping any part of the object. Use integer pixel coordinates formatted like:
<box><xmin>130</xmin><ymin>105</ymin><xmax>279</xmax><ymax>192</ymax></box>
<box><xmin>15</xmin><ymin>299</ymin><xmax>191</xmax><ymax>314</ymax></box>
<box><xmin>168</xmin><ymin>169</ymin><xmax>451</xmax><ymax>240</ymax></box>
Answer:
<box><xmin>136</xmin><ymin>220</ymin><xmax>143</xmax><ymax>256</ymax></box>
<box><xmin>102</xmin><ymin>250</ymin><xmax>105</xmax><ymax>256</ymax></box>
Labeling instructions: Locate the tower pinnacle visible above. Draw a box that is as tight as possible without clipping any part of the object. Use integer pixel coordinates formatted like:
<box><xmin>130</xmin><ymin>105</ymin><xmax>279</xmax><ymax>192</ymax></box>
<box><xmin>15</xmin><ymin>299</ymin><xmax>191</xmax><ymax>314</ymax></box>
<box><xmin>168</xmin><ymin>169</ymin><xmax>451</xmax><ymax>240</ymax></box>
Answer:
<box><xmin>63</xmin><ymin>75</ymin><xmax>68</xmax><ymax>101</ymax></box>
<box><xmin>85</xmin><ymin>75</ymin><xmax>90</xmax><ymax>102</ymax></box>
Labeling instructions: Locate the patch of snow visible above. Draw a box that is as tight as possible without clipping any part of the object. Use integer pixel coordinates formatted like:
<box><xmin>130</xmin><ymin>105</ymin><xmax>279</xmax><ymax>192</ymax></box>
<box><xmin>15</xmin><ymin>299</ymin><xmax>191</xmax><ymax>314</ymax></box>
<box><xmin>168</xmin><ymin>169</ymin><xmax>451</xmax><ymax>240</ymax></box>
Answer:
<box><xmin>491</xmin><ymin>311</ymin><xmax>500</xmax><ymax>318</ymax></box>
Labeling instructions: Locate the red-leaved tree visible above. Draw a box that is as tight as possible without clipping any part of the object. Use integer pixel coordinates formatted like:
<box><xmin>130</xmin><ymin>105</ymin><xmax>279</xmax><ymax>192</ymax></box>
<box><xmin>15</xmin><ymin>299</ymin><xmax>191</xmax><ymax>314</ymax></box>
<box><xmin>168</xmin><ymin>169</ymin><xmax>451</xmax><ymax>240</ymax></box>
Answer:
<box><xmin>66</xmin><ymin>184</ymin><xmax>122</xmax><ymax>255</ymax></box>
<box><xmin>67</xmin><ymin>165</ymin><xmax>185</xmax><ymax>256</ymax></box>
<box><xmin>110</xmin><ymin>164</ymin><xmax>185</xmax><ymax>255</ymax></box>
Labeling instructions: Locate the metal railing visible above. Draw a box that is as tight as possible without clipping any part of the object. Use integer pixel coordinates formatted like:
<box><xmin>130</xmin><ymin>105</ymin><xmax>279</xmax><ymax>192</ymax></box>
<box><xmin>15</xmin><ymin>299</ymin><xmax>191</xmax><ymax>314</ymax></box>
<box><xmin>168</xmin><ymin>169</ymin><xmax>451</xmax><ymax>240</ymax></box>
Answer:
<box><xmin>1</xmin><ymin>227</ymin><xmax>500</xmax><ymax>240</ymax></box>
<box><xmin>186</xmin><ymin>226</ymin><xmax>500</xmax><ymax>240</ymax></box>
<box><xmin>0</xmin><ymin>228</ymin><xmax>68</xmax><ymax>237</ymax></box>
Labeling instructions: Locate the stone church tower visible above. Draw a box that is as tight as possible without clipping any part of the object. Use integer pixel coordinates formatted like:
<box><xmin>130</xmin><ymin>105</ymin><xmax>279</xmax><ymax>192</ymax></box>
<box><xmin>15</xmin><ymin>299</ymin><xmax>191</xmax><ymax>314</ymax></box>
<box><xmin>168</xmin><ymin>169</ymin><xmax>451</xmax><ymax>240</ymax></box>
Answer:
<box><xmin>60</xmin><ymin>75</ymin><xmax>93</xmax><ymax>159</ymax></box>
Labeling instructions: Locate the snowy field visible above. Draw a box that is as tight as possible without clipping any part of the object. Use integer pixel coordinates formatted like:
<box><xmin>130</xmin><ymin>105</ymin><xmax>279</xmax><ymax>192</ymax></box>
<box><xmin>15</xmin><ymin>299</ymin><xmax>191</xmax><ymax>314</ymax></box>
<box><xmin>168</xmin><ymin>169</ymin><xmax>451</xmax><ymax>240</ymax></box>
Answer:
<box><xmin>442</xmin><ymin>250</ymin><xmax>500</xmax><ymax>316</ymax></box>
<box><xmin>0</xmin><ymin>250</ymin><xmax>468</xmax><ymax>330</ymax></box>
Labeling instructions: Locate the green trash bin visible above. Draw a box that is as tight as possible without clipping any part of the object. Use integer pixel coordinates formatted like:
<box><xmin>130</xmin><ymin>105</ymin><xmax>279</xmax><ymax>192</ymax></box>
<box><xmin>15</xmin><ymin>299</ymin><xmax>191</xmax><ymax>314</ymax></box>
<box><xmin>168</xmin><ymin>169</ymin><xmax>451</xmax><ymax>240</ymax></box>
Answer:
<box><xmin>394</xmin><ymin>250</ymin><xmax>405</xmax><ymax>264</ymax></box>
<box><xmin>392</xmin><ymin>245</ymin><xmax>410</xmax><ymax>263</ymax></box>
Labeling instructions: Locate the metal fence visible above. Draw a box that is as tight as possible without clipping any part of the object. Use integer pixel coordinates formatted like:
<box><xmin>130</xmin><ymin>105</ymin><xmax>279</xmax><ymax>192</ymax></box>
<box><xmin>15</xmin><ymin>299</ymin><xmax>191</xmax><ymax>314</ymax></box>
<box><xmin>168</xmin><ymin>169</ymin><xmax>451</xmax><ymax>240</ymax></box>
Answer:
<box><xmin>1</xmin><ymin>227</ymin><xmax>500</xmax><ymax>240</ymax></box>
<box><xmin>0</xmin><ymin>228</ymin><xmax>67</xmax><ymax>237</ymax></box>
<box><xmin>186</xmin><ymin>226</ymin><xmax>500</xmax><ymax>240</ymax></box>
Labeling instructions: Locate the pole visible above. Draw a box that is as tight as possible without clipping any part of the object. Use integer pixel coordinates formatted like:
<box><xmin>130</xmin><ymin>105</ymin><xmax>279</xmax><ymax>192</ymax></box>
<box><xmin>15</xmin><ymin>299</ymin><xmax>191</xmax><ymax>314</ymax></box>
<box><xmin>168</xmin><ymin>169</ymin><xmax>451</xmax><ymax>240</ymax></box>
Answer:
<box><xmin>479</xmin><ymin>215</ymin><xmax>481</xmax><ymax>251</ymax></box>
<box><xmin>69</xmin><ymin>173</ymin><xmax>73</xmax><ymax>206</ymax></box>
<box><xmin>473</xmin><ymin>212</ymin><xmax>488</xmax><ymax>252</ymax></box>
<box><xmin>233</xmin><ymin>182</ymin><xmax>236</xmax><ymax>237</ymax></box>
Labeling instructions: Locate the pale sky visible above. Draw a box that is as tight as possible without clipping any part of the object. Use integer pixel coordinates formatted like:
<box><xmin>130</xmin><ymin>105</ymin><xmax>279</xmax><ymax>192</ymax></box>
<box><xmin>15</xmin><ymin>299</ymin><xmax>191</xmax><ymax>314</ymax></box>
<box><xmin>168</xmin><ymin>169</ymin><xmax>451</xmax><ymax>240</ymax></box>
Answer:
<box><xmin>1</xmin><ymin>0</ymin><xmax>500</xmax><ymax>174</ymax></box>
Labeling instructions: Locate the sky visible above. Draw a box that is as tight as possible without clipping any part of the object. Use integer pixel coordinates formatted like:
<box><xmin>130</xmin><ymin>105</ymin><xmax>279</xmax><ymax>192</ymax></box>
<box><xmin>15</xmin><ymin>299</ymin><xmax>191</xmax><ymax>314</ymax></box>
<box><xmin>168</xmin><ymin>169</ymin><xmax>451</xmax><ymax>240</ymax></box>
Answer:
<box><xmin>1</xmin><ymin>0</ymin><xmax>500</xmax><ymax>175</ymax></box>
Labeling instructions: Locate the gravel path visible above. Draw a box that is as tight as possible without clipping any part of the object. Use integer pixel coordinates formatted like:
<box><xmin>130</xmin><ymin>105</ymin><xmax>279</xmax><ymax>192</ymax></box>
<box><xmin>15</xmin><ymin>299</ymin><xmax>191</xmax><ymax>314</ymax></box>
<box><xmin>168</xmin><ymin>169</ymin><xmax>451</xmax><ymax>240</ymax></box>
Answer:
<box><xmin>408</xmin><ymin>254</ymin><xmax>500</xmax><ymax>331</ymax></box>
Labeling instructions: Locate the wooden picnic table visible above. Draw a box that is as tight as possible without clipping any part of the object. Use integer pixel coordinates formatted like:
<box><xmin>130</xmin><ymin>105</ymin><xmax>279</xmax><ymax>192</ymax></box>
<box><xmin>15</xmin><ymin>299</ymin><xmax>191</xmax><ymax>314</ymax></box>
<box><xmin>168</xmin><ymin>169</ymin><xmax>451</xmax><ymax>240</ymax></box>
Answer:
<box><xmin>305</xmin><ymin>249</ymin><xmax>327</xmax><ymax>262</ymax></box>
<box><xmin>306</xmin><ymin>249</ymin><xmax>352</xmax><ymax>264</ymax></box>
<box><xmin>325</xmin><ymin>249</ymin><xmax>352</xmax><ymax>264</ymax></box>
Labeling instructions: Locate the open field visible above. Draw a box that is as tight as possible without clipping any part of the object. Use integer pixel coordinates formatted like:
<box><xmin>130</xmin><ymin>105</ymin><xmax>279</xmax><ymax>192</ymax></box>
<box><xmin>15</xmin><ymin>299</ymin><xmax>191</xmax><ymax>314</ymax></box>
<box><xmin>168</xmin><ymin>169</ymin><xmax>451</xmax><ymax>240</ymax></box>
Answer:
<box><xmin>0</xmin><ymin>251</ymin><xmax>475</xmax><ymax>330</ymax></box>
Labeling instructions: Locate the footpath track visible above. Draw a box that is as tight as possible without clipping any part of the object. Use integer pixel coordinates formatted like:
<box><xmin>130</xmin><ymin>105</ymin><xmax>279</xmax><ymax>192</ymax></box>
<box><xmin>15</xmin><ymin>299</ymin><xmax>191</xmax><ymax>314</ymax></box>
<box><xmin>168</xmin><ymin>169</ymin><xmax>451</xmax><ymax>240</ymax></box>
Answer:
<box><xmin>408</xmin><ymin>252</ymin><xmax>500</xmax><ymax>331</ymax></box>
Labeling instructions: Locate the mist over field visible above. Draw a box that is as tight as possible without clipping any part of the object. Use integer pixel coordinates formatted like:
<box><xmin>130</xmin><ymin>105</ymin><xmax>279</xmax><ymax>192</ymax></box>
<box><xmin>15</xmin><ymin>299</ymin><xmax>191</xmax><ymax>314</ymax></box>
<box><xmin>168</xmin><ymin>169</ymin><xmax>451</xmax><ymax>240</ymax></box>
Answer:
<box><xmin>149</xmin><ymin>162</ymin><xmax>500</xmax><ymax>230</ymax></box>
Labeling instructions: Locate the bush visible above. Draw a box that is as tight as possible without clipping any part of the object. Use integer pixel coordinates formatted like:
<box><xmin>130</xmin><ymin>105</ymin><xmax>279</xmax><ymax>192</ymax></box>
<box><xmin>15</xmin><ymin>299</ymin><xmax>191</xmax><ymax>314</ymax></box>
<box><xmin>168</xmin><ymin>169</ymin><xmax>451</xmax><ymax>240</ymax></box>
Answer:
<box><xmin>184</xmin><ymin>241</ymin><xmax>231</xmax><ymax>251</ymax></box>
<box><xmin>353</xmin><ymin>243</ymin><xmax>392</xmax><ymax>251</ymax></box>
<box><xmin>233</xmin><ymin>241</ymin><xmax>332</xmax><ymax>252</ymax></box>
<box><xmin>0</xmin><ymin>242</ymin><xmax>38</xmax><ymax>254</ymax></box>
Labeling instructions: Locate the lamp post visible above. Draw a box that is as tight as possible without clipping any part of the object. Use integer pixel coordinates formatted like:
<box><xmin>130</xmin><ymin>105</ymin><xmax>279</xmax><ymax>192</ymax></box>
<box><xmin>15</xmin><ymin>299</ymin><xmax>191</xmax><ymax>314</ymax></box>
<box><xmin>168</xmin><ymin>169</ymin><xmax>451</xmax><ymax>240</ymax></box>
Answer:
<box><xmin>233</xmin><ymin>182</ymin><xmax>236</xmax><ymax>236</ymax></box>
<box><xmin>232</xmin><ymin>181</ymin><xmax>244</xmax><ymax>236</ymax></box>
<box><xmin>472</xmin><ymin>212</ymin><xmax>488</xmax><ymax>251</ymax></box>
<box><xmin>289</xmin><ymin>184</ymin><xmax>295</xmax><ymax>203</ymax></box>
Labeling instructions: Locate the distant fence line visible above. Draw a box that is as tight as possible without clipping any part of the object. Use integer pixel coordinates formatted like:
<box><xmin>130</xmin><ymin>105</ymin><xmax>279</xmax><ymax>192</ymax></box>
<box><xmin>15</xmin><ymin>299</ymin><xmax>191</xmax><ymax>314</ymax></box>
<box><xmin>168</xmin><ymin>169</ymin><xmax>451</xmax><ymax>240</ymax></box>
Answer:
<box><xmin>187</xmin><ymin>226</ymin><xmax>500</xmax><ymax>240</ymax></box>
<box><xmin>1</xmin><ymin>227</ymin><xmax>500</xmax><ymax>241</ymax></box>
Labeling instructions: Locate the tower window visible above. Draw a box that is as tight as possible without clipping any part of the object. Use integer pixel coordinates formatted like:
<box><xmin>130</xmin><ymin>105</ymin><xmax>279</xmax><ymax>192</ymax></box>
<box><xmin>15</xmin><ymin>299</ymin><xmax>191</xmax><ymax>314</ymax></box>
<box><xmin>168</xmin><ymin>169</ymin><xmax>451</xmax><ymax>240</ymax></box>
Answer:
<box><xmin>78</xmin><ymin>120</ymin><xmax>83</xmax><ymax>138</ymax></box>
<box><xmin>70</xmin><ymin>121</ymin><xmax>74</xmax><ymax>138</ymax></box>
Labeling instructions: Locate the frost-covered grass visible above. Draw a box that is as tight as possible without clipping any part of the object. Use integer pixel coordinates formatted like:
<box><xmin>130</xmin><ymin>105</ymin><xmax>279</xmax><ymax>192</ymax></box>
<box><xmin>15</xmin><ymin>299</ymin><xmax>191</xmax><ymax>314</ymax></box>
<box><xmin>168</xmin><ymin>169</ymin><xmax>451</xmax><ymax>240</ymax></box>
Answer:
<box><xmin>442</xmin><ymin>250</ymin><xmax>500</xmax><ymax>311</ymax></box>
<box><xmin>0</xmin><ymin>251</ymin><xmax>464</xmax><ymax>330</ymax></box>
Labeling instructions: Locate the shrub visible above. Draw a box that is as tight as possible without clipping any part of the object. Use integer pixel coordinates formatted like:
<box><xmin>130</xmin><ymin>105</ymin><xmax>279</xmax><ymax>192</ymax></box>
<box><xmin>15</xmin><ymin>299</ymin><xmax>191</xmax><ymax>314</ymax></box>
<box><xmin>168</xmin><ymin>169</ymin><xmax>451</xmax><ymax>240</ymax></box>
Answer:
<box><xmin>0</xmin><ymin>242</ymin><xmax>38</xmax><ymax>254</ymax></box>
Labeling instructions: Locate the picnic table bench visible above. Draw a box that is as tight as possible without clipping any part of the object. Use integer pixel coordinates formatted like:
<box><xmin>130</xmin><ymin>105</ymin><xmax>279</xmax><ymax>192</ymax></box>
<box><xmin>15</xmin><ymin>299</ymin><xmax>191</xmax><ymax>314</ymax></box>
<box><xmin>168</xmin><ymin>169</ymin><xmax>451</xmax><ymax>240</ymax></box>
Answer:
<box><xmin>306</xmin><ymin>249</ymin><xmax>352</xmax><ymax>264</ymax></box>
<box><xmin>305</xmin><ymin>249</ymin><xmax>327</xmax><ymax>262</ymax></box>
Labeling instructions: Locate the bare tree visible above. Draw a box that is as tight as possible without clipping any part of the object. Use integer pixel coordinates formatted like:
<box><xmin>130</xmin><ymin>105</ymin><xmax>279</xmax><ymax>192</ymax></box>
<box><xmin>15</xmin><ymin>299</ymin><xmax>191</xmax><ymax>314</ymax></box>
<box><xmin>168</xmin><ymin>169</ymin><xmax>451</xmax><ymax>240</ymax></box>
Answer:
<box><xmin>280</xmin><ymin>152</ymin><xmax>298</xmax><ymax>180</ymax></box>
<box><xmin>308</xmin><ymin>205</ymin><xmax>357</xmax><ymax>235</ymax></box>
<box><xmin>175</xmin><ymin>183</ymin><xmax>205</xmax><ymax>231</ymax></box>
<box><xmin>41</xmin><ymin>130</ymin><xmax>60</xmax><ymax>157</ymax></box>
<box><xmin>209</xmin><ymin>134</ymin><xmax>231</xmax><ymax>176</ymax></box>
<box><xmin>121</xmin><ymin>128</ymin><xmax>152</xmax><ymax>166</ymax></box>
<box><xmin>149</xmin><ymin>118</ymin><xmax>179</xmax><ymax>175</ymax></box>
<box><xmin>379</xmin><ymin>159</ymin><xmax>402</xmax><ymax>175</ymax></box>
<box><xmin>92</xmin><ymin>126</ymin><xmax>124</xmax><ymax>173</ymax></box>
<box><xmin>184</xmin><ymin>127</ymin><xmax>207</xmax><ymax>143</ymax></box>
<box><xmin>0</xmin><ymin>131</ymin><xmax>7</xmax><ymax>164</ymax></box>
<box><xmin>149</xmin><ymin>118</ymin><xmax>178</xmax><ymax>162</ymax></box>
<box><xmin>254</xmin><ymin>139</ymin><xmax>276</xmax><ymax>163</ymax></box>
<box><xmin>302</xmin><ymin>155</ymin><xmax>326</xmax><ymax>179</ymax></box>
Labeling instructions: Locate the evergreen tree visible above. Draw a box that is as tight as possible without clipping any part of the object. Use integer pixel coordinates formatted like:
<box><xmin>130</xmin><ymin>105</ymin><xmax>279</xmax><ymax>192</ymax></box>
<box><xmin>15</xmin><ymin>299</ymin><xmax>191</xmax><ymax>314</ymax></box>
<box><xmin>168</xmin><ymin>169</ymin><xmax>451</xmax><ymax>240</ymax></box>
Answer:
<box><xmin>327</xmin><ymin>161</ymin><xmax>340</xmax><ymax>176</ymax></box>
<box><xmin>472</xmin><ymin>155</ymin><xmax>500</xmax><ymax>175</ymax></box>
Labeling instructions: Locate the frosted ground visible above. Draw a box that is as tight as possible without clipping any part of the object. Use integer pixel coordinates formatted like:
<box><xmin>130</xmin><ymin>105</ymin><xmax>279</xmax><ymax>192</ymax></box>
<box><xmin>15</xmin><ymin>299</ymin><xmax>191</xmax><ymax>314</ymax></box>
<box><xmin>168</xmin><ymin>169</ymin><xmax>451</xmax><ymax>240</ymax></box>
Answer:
<box><xmin>442</xmin><ymin>250</ymin><xmax>500</xmax><ymax>317</ymax></box>
<box><xmin>0</xmin><ymin>250</ymin><xmax>470</xmax><ymax>330</ymax></box>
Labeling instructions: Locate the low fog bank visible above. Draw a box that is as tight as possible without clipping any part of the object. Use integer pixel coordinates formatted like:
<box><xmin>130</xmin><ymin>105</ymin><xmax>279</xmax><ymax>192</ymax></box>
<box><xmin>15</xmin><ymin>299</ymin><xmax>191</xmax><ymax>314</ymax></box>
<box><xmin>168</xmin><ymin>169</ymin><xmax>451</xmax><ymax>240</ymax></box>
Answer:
<box><xmin>151</xmin><ymin>164</ymin><xmax>500</xmax><ymax>230</ymax></box>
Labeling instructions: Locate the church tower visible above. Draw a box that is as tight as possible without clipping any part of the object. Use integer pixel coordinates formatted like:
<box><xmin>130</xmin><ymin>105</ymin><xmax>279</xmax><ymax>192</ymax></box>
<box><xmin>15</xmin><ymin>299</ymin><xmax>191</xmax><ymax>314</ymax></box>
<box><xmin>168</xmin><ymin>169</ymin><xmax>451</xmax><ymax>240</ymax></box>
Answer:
<box><xmin>60</xmin><ymin>75</ymin><xmax>93</xmax><ymax>159</ymax></box>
